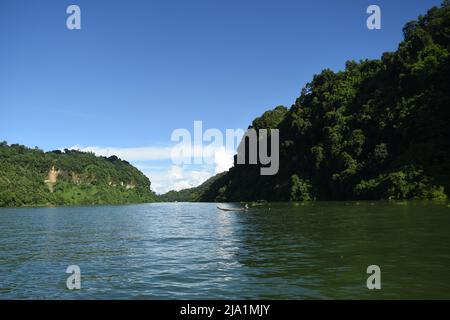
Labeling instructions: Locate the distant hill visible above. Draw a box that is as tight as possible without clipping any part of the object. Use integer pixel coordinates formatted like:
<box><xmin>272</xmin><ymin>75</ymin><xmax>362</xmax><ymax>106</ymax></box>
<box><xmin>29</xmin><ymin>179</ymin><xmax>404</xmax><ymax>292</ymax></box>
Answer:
<box><xmin>169</xmin><ymin>2</ymin><xmax>450</xmax><ymax>202</ymax></box>
<box><xmin>0</xmin><ymin>142</ymin><xmax>157</xmax><ymax>207</ymax></box>
<box><xmin>159</xmin><ymin>172</ymin><xmax>227</xmax><ymax>202</ymax></box>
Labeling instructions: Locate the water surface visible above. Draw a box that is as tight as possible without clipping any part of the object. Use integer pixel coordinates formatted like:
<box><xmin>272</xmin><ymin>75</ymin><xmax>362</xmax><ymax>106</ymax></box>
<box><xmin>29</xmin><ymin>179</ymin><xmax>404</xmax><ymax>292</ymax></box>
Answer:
<box><xmin>0</xmin><ymin>202</ymin><xmax>449</xmax><ymax>299</ymax></box>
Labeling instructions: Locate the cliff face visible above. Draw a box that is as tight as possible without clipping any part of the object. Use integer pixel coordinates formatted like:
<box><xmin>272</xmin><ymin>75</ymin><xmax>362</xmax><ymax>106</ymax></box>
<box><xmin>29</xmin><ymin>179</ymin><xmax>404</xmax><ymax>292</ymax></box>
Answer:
<box><xmin>44</xmin><ymin>165</ymin><xmax>60</xmax><ymax>192</ymax></box>
<box><xmin>0</xmin><ymin>143</ymin><xmax>157</xmax><ymax>207</ymax></box>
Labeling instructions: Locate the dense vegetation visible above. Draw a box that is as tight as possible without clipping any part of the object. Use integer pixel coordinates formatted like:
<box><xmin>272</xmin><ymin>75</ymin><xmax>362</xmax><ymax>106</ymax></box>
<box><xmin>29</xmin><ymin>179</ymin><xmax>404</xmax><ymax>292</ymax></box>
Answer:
<box><xmin>0</xmin><ymin>142</ymin><xmax>157</xmax><ymax>207</ymax></box>
<box><xmin>3</xmin><ymin>3</ymin><xmax>449</xmax><ymax>205</ymax></box>
<box><xmin>171</xmin><ymin>2</ymin><xmax>450</xmax><ymax>202</ymax></box>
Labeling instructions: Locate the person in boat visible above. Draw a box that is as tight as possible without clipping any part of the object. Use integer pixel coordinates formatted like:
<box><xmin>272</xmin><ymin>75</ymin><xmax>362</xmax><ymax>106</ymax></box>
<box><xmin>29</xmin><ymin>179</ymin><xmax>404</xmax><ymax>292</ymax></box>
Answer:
<box><xmin>217</xmin><ymin>204</ymin><xmax>249</xmax><ymax>212</ymax></box>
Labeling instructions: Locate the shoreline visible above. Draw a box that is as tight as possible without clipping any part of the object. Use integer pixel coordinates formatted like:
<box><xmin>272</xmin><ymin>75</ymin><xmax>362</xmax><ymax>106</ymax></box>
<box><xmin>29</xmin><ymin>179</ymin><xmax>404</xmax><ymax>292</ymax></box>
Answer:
<box><xmin>1</xmin><ymin>199</ymin><xmax>448</xmax><ymax>210</ymax></box>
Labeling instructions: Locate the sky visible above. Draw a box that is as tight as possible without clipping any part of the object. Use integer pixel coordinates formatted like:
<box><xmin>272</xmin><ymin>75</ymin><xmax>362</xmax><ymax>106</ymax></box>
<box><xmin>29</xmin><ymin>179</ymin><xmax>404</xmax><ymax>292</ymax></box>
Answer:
<box><xmin>0</xmin><ymin>0</ymin><xmax>443</xmax><ymax>193</ymax></box>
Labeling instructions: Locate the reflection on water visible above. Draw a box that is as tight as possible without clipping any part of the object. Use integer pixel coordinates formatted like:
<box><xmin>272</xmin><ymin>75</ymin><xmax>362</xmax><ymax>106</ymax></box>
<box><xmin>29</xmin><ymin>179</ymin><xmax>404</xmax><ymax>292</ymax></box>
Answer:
<box><xmin>0</xmin><ymin>202</ymin><xmax>449</xmax><ymax>299</ymax></box>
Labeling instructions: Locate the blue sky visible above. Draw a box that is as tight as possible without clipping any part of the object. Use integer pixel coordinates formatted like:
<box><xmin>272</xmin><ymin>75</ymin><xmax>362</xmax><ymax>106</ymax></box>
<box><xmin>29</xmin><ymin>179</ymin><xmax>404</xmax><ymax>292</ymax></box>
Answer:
<box><xmin>0</xmin><ymin>0</ymin><xmax>442</xmax><ymax>193</ymax></box>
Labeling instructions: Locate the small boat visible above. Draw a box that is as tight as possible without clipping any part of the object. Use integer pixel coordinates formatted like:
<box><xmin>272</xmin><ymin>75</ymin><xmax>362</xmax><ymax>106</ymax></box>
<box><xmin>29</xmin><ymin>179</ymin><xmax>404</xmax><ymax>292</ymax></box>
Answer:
<box><xmin>217</xmin><ymin>205</ymin><xmax>248</xmax><ymax>212</ymax></box>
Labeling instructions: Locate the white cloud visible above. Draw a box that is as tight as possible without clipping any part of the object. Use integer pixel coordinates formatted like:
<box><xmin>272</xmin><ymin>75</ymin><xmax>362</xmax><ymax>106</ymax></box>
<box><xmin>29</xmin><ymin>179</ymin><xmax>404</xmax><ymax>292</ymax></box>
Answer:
<box><xmin>213</xmin><ymin>146</ymin><xmax>234</xmax><ymax>174</ymax></box>
<box><xmin>69</xmin><ymin>144</ymin><xmax>234</xmax><ymax>164</ymax></box>
<box><xmin>146</xmin><ymin>165</ymin><xmax>214</xmax><ymax>194</ymax></box>
<box><xmin>68</xmin><ymin>144</ymin><xmax>235</xmax><ymax>194</ymax></box>
<box><xmin>68</xmin><ymin>145</ymin><xmax>173</xmax><ymax>161</ymax></box>
<box><xmin>168</xmin><ymin>165</ymin><xmax>183</xmax><ymax>180</ymax></box>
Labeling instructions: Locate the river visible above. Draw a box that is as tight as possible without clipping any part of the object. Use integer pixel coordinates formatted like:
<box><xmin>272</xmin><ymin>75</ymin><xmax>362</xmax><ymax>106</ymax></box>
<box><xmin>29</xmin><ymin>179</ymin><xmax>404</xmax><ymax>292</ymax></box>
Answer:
<box><xmin>0</xmin><ymin>202</ymin><xmax>449</xmax><ymax>299</ymax></box>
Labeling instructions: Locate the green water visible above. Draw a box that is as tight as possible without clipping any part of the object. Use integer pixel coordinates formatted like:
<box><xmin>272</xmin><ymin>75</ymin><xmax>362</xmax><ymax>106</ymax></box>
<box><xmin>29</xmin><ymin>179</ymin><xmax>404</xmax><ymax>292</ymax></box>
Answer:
<box><xmin>0</xmin><ymin>201</ymin><xmax>449</xmax><ymax>299</ymax></box>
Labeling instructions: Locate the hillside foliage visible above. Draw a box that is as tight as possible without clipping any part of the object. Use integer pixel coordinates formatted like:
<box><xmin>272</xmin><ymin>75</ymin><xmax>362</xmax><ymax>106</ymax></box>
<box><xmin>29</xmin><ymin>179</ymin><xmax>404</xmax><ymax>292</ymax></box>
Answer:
<box><xmin>0</xmin><ymin>142</ymin><xmax>157</xmax><ymax>207</ymax></box>
<box><xmin>172</xmin><ymin>2</ymin><xmax>450</xmax><ymax>202</ymax></box>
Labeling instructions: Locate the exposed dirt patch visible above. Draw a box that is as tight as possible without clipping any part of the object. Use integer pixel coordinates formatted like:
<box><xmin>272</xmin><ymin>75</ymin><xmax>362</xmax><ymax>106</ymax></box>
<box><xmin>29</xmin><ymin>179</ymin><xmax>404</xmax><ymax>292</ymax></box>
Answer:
<box><xmin>44</xmin><ymin>166</ymin><xmax>60</xmax><ymax>192</ymax></box>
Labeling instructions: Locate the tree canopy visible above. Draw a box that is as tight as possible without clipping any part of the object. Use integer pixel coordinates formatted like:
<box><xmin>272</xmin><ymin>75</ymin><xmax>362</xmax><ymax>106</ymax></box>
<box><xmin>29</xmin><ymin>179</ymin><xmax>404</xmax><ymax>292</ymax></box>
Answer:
<box><xmin>170</xmin><ymin>2</ymin><xmax>450</xmax><ymax>202</ymax></box>
<box><xmin>0</xmin><ymin>142</ymin><xmax>157</xmax><ymax>207</ymax></box>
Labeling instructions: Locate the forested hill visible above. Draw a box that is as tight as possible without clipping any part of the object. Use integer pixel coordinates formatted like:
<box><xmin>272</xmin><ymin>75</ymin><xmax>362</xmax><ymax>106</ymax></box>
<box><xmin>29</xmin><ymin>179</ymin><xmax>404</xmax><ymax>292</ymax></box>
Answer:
<box><xmin>0</xmin><ymin>142</ymin><xmax>157</xmax><ymax>207</ymax></box>
<box><xmin>175</xmin><ymin>2</ymin><xmax>450</xmax><ymax>202</ymax></box>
